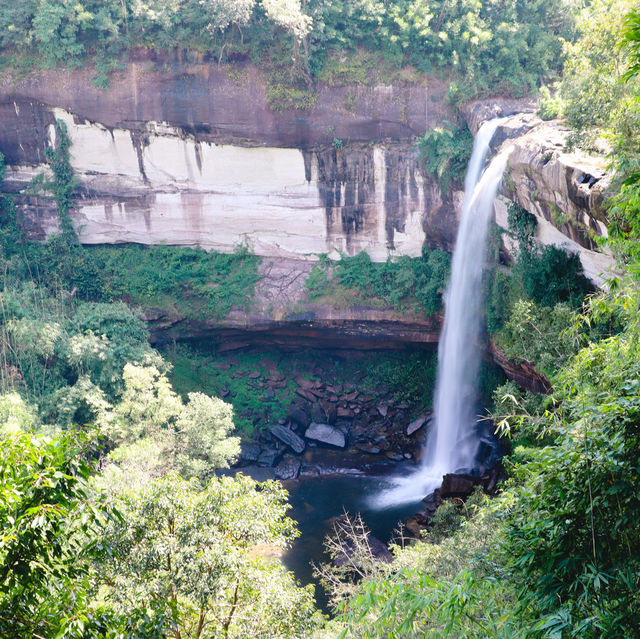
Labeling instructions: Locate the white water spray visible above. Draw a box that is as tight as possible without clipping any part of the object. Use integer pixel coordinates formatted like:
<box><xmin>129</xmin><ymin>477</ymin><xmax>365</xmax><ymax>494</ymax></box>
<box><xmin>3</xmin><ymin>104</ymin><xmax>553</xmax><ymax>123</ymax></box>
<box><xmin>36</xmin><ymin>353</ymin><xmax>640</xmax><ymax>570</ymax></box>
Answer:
<box><xmin>373</xmin><ymin>119</ymin><xmax>513</xmax><ymax>508</ymax></box>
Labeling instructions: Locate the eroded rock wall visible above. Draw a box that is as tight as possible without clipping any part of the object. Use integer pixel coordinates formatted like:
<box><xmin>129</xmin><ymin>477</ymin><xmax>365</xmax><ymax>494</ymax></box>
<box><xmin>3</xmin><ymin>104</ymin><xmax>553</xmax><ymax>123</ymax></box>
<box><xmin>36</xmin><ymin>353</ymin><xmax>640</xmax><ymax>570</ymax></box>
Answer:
<box><xmin>0</xmin><ymin>63</ymin><xmax>616</xmax><ymax>282</ymax></box>
<box><xmin>461</xmin><ymin>104</ymin><xmax>616</xmax><ymax>286</ymax></box>
<box><xmin>1</xmin><ymin>63</ymin><xmax>459</xmax><ymax>259</ymax></box>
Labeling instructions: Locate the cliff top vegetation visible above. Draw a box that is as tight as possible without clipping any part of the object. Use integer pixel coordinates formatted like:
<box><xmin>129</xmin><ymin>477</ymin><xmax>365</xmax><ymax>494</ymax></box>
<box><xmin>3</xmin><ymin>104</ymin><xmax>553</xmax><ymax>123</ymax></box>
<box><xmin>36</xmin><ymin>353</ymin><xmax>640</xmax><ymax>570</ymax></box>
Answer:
<box><xmin>1</xmin><ymin>0</ymin><xmax>573</xmax><ymax>102</ymax></box>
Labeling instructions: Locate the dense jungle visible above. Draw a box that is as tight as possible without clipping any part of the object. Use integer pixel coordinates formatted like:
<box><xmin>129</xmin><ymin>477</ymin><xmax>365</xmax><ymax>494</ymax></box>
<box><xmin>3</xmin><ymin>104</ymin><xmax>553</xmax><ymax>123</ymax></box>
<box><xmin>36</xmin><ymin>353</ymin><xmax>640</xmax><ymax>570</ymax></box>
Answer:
<box><xmin>1</xmin><ymin>1</ymin><xmax>640</xmax><ymax>637</ymax></box>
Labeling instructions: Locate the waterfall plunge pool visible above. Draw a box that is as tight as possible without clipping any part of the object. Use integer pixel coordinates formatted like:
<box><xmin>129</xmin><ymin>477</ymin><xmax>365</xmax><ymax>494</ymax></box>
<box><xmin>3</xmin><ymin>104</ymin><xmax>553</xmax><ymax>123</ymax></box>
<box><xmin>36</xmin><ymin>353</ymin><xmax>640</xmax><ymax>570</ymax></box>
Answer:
<box><xmin>281</xmin><ymin>468</ymin><xmax>424</xmax><ymax>611</ymax></box>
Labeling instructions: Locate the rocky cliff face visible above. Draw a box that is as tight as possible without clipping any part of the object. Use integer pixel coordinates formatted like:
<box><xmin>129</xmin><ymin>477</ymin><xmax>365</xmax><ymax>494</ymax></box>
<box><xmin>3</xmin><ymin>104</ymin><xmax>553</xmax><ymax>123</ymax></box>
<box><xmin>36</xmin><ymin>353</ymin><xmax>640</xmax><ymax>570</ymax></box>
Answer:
<box><xmin>1</xmin><ymin>62</ymin><xmax>616</xmax><ymax>284</ymax></box>
<box><xmin>0</xmin><ymin>65</ymin><xmax>619</xmax><ymax>391</ymax></box>
<box><xmin>461</xmin><ymin>101</ymin><xmax>615</xmax><ymax>286</ymax></box>
<box><xmin>1</xmin><ymin>62</ymin><xmax>459</xmax><ymax>259</ymax></box>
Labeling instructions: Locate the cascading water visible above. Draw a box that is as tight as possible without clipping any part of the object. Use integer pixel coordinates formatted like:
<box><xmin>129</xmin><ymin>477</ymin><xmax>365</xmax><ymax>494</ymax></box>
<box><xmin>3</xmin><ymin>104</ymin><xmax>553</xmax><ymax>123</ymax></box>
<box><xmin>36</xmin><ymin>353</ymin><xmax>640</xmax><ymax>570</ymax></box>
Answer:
<box><xmin>373</xmin><ymin>119</ymin><xmax>513</xmax><ymax>508</ymax></box>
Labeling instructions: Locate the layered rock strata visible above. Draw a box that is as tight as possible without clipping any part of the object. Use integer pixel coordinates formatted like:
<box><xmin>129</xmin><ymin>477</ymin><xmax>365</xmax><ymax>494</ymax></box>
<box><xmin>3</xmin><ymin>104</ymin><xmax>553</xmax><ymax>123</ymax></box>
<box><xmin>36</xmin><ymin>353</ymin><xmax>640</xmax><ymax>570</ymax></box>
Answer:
<box><xmin>1</xmin><ymin>63</ymin><xmax>460</xmax><ymax>257</ymax></box>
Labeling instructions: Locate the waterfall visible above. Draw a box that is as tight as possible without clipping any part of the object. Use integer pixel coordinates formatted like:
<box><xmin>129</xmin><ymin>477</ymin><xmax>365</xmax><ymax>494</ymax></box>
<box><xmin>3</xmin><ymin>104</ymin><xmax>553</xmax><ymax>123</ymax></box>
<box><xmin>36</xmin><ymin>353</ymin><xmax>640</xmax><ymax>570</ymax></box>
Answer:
<box><xmin>373</xmin><ymin>119</ymin><xmax>512</xmax><ymax>508</ymax></box>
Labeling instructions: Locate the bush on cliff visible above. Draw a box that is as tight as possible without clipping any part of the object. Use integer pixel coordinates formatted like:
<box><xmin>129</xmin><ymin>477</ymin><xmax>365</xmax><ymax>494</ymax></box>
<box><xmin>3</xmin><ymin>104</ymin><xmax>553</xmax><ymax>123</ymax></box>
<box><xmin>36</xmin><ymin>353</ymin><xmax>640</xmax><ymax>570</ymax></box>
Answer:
<box><xmin>0</xmin><ymin>0</ymin><xmax>572</xmax><ymax>100</ymax></box>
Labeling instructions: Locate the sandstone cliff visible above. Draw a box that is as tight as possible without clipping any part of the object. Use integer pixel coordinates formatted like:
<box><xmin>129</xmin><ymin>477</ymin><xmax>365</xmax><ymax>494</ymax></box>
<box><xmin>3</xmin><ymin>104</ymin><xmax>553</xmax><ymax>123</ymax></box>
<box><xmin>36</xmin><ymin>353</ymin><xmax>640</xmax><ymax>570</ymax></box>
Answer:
<box><xmin>1</xmin><ymin>62</ymin><xmax>460</xmax><ymax>259</ymax></box>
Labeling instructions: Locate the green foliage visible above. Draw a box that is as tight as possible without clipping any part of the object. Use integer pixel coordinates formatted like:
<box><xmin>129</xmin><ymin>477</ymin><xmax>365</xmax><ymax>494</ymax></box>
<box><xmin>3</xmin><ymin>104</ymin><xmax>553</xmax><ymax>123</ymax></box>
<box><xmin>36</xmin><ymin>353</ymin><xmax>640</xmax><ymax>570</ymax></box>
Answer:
<box><xmin>491</xmin><ymin>381</ymin><xmax>557</xmax><ymax>451</ymax></box>
<box><xmin>537</xmin><ymin>85</ymin><xmax>564</xmax><ymax>120</ymax></box>
<box><xmin>417</xmin><ymin>122</ymin><xmax>473</xmax><ymax>193</ymax></box>
<box><xmin>99</xmin><ymin>471</ymin><xmax>321</xmax><ymax>639</ymax></box>
<box><xmin>45</xmin><ymin>119</ymin><xmax>78</xmax><ymax>239</ymax></box>
<box><xmin>485</xmin><ymin>200</ymin><xmax>592</xmax><ymax>341</ymax></box>
<box><xmin>513</xmin><ymin>245</ymin><xmax>592</xmax><ymax>309</ymax></box>
<box><xmin>607</xmin><ymin>166</ymin><xmax>640</xmax><ymax>272</ymax></box>
<box><xmin>166</xmin><ymin>345</ymin><xmax>297</xmax><ymax>436</ymax></box>
<box><xmin>621</xmin><ymin>9</ymin><xmax>640</xmax><ymax>81</ymax></box>
<box><xmin>559</xmin><ymin>0</ymin><xmax>639</xmax><ymax>148</ymax></box>
<box><xmin>9</xmin><ymin>237</ymin><xmax>261</xmax><ymax>321</ymax></box>
<box><xmin>0</xmin><ymin>0</ymin><xmax>570</xmax><ymax>98</ymax></box>
<box><xmin>497</xmin><ymin>300</ymin><xmax>582</xmax><ymax>377</ymax></box>
<box><xmin>306</xmin><ymin>249</ymin><xmax>450</xmax><ymax>316</ymax></box>
<box><xmin>426</xmin><ymin>486</ymin><xmax>485</xmax><ymax>543</ymax></box>
<box><xmin>0</xmin><ymin>281</ymin><xmax>167</xmax><ymax>430</ymax></box>
<box><xmin>166</xmin><ymin>344</ymin><xmax>438</xmax><ymax>435</ymax></box>
<box><xmin>266</xmin><ymin>83</ymin><xmax>318</xmax><ymax>110</ymax></box>
<box><xmin>0</xmin><ymin>427</ymin><xmax>109</xmax><ymax>637</ymax></box>
<box><xmin>103</xmin><ymin>363</ymin><xmax>240</xmax><ymax>480</ymax></box>
<box><xmin>331</xmin><ymin>494</ymin><xmax>525</xmax><ymax>638</ymax></box>
<box><xmin>364</xmin><ymin>349</ymin><xmax>437</xmax><ymax>408</ymax></box>
<box><xmin>87</xmin><ymin>244</ymin><xmax>261</xmax><ymax>320</ymax></box>
<box><xmin>507</xmin><ymin>201</ymin><xmax>537</xmax><ymax>251</ymax></box>
<box><xmin>506</xmin><ymin>300</ymin><xmax>640</xmax><ymax>637</ymax></box>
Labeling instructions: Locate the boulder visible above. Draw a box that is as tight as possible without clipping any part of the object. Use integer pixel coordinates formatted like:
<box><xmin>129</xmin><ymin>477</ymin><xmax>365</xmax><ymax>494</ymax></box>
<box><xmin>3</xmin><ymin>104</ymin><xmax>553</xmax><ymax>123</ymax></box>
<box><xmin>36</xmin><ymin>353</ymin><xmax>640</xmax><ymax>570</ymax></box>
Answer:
<box><xmin>329</xmin><ymin>516</ymin><xmax>393</xmax><ymax>564</ymax></box>
<box><xmin>274</xmin><ymin>456</ymin><xmax>302</xmax><ymax>480</ymax></box>
<box><xmin>270</xmin><ymin>424</ymin><xmax>305</xmax><ymax>454</ymax></box>
<box><xmin>440</xmin><ymin>473</ymin><xmax>477</xmax><ymax>499</ymax></box>
<box><xmin>304</xmin><ymin>422</ymin><xmax>346</xmax><ymax>448</ymax></box>
<box><xmin>356</xmin><ymin>443</ymin><xmax>381</xmax><ymax>455</ymax></box>
<box><xmin>295</xmin><ymin>376</ymin><xmax>315</xmax><ymax>389</ymax></box>
<box><xmin>288</xmin><ymin>407</ymin><xmax>311</xmax><ymax>429</ymax></box>
<box><xmin>324</xmin><ymin>403</ymin><xmax>337</xmax><ymax>425</ymax></box>
<box><xmin>238</xmin><ymin>442</ymin><xmax>261</xmax><ymax>463</ymax></box>
<box><xmin>238</xmin><ymin>466</ymin><xmax>276</xmax><ymax>482</ymax></box>
<box><xmin>406</xmin><ymin>414</ymin><xmax>428</xmax><ymax>436</ymax></box>
<box><xmin>296</xmin><ymin>388</ymin><xmax>317</xmax><ymax>402</ymax></box>
<box><xmin>257</xmin><ymin>449</ymin><xmax>282</xmax><ymax>467</ymax></box>
<box><xmin>311</xmin><ymin>403</ymin><xmax>326</xmax><ymax>423</ymax></box>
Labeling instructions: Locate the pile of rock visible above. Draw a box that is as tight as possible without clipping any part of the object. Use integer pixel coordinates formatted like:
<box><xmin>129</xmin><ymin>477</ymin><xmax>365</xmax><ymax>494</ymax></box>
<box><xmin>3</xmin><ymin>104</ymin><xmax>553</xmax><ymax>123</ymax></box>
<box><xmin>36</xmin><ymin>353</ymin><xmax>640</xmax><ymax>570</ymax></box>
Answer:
<box><xmin>404</xmin><ymin>463</ymin><xmax>505</xmax><ymax>537</ymax></box>
<box><xmin>233</xmin><ymin>373</ymin><xmax>434</xmax><ymax>480</ymax></box>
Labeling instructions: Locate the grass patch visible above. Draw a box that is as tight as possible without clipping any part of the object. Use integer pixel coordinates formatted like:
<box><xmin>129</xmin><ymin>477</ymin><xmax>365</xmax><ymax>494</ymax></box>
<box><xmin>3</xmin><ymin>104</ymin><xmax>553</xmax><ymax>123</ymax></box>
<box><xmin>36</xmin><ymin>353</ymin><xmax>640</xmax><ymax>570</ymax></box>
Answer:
<box><xmin>306</xmin><ymin>250</ymin><xmax>450</xmax><ymax>316</ymax></box>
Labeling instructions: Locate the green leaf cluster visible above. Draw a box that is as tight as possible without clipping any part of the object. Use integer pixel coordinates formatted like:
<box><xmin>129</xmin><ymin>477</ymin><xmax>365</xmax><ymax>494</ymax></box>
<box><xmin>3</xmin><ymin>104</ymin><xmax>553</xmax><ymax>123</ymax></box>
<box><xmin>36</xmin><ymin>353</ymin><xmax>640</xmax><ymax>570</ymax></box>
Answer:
<box><xmin>0</xmin><ymin>0</ymin><xmax>571</xmax><ymax>99</ymax></box>
<box><xmin>417</xmin><ymin>121</ymin><xmax>473</xmax><ymax>193</ymax></box>
<box><xmin>0</xmin><ymin>427</ymin><xmax>109</xmax><ymax>637</ymax></box>
<box><xmin>306</xmin><ymin>249</ymin><xmax>450</xmax><ymax>316</ymax></box>
<box><xmin>99</xmin><ymin>471</ymin><xmax>322</xmax><ymax>639</ymax></box>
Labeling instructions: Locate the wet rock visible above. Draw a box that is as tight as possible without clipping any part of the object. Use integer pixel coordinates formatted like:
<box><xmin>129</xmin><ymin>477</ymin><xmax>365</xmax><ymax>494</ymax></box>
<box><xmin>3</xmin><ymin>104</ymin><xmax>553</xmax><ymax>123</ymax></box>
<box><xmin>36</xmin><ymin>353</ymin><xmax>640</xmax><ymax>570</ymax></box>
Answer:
<box><xmin>323</xmin><ymin>402</ymin><xmax>337</xmax><ymax>425</ymax></box>
<box><xmin>238</xmin><ymin>465</ymin><xmax>276</xmax><ymax>482</ymax></box>
<box><xmin>406</xmin><ymin>414</ymin><xmax>428</xmax><ymax>436</ymax></box>
<box><xmin>356</xmin><ymin>443</ymin><xmax>381</xmax><ymax>455</ymax></box>
<box><xmin>337</xmin><ymin>407</ymin><xmax>354</xmax><ymax>418</ymax></box>
<box><xmin>270</xmin><ymin>425</ymin><xmax>306</xmax><ymax>454</ymax></box>
<box><xmin>274</xmin><ymin>456</ymin><xmax>301</xmax><ymax>480</ymax></box>
<box><xmin>310</xmin><ymin>403</ymin><xmax>325</xmax><ymax>423</ymax></box>
<box><xmin>483</xmin><ymin>464</ymin><xmax>503</xmax><ymax>494</ymax></box>
<box><xmin>295</xmin><ymin>377</ymin><xmax>315</xmax><ymax>389</ymax></box>
<box><xmin>385</xmin><ymin>452</ymin><xmax>405</xmax><ymax>462</ymax></box>
<box><xmin>440</xmin><ymin>473</ymin><xmax>476</xmax><ymax>499</ymax></box>
<box><xmin>296</xmin><ymin>388</ymin><xmax>317</xmax><ymax>402</ymax></box>
<box><xmin>420</xmin><ymin>488</ymin><xmax>443</xmax><ymax>518</ymax></box>
<box><xmin>305</xmin><ymin>422</ymin><xmax>346</xmax><ymax>448</ymax></box>
<box><xmin>257</xmin><ymin>449</ymin><xmax>282</xmax><ymax>467</ymax></box>
<box><xmin>330</xmin><ymin>516</ymin><xmax>393</xmax><ymax>564</ymax></box>
<box><xmin>288</xmin><ymin>407</ymin><xmax>311</xmax><ymax>429</ymax></box>
<box><xmin>404</xmin><ymin>516</ymin><xmax>424</xmax><ymax>538</ymax></box>
<box><xmin>393</xmin><ymin>411</ymin><xmax>407</xmax><ymax>427</ymax></box>
<box><xmin>239</xmin><ymin>442</ymin><xmax>262</xmax><ymax>463</ymax></box>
